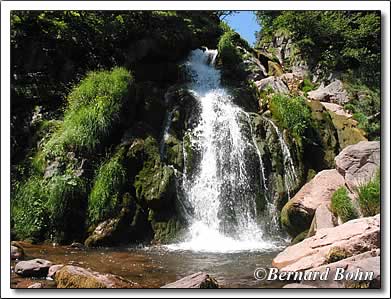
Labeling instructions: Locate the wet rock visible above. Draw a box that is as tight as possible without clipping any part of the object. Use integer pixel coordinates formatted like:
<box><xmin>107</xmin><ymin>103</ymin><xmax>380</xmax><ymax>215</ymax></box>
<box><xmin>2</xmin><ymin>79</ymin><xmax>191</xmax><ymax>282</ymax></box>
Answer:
<box><xmin>255</xmin><ymin>76</ymin><xmax>289</xmax><ymax>94</ymax></box>
<box><xmin>47</xmin><ymin>264</ymin><xmax>64</xmax><ymax>279</ymax></box>
<box><xmin>273</xmin><ymin>214</ymin><xmax>380</xmax><ymax>272</ymax></box>
<box><xmin>68</xmin><ymin>242</ymin><xmax>85</xmax><ymax>250</ymax></box>
<box><xmin>308</xmin><ymin>79</ymin><xmax>350</xmax><ymax>104</ymax></box>
<box><xmin>55</xmin><ymin>265</ymin><xmax>140</xmax><ymax>288</ymax></box>
<box><xmin>11</xmin><ymin>243</ymin><xmax>24</xmax><ymax>260</ymax></box>
<box><xmin>15</xmin><ymin>259</ymin><xmax>53</xmax><ymax>277</ymax></box>
<box><xmin>161</xmin><ymin>272</ymin><xmax>219</xmax><ymax>288</ymax></box>
<box><xmin>335</xmin><ymin>141</ymin><xmax>380</xmax><ymax>191</ymax></box>
<box><xmin>280</xmin><ymin>169</ymin><xmax>345</xmax><ymax>237</ymax></box>
<box><xmin>27</xmin><ymin>282</ymin><xmax>43</xmax><ymax>288</ymax></box>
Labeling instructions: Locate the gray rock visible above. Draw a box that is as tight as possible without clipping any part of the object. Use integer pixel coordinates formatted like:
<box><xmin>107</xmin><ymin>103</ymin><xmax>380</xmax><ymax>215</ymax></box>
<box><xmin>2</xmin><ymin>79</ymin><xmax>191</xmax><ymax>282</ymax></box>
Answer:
<box><xmin>308</xmin><ymin>79</ymin><xmax>350</xmax><ymax>104</ymax></box>
<box><xmin>15</xmin><ymin>259</ymin><xmax>53</xmax><ymax>277</ymax></box>
<box><xmin>47</xmin><ymin>264</ymin><xmax>64</xmax><ymax>279</ymax></box>
<box><xmin>335</xmin><ymin>141</ymin><xmax>380</xmax><ymax>191</ymax></box>
<box><xmin>11</xmin><ymin>244</ymin><xmax>24</xmax><ymax>260</ymax></box>
<box><xmin>255</xmin><ymin>76</ymin><xmax>289</xmax><ymax>94</ymax></box>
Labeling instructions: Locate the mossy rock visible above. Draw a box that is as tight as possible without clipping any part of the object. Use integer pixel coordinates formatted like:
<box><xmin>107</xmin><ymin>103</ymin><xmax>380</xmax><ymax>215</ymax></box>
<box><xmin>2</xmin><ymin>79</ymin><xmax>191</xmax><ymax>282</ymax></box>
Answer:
<box><xmin>163</xmin><ymin>134</ymin><xmax>184</xmax><ymax>170</ymax></box>
<box><xmin>328</xmin><ymin>110</ymin><xmax>367</xmax><ymax>149</ymax></box>
<box><xmin>268</xmin><ymin>61</ymin><xmax>284</xmax><ymax>77</ymax></box>
<box><xmin>280</xmin><ymin>200</ymin><xmax>313</xmax><ymax>237</ymax></box>
<box><xmin>325</xmin><ymin>247</ymin><xmax>351</xmax><ymax>264</ymax></box>
<box><xmin>148</xmin><ymin>209</ymin><xmax>184</xmax><ymax>244</ymax></box>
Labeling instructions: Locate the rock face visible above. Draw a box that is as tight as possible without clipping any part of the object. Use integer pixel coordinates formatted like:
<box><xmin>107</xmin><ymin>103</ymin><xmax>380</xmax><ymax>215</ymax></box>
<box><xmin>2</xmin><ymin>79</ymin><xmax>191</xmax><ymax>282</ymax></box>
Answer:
<box><xmin>307</xmin><ymin>203</ymin><xmax>336</xmax><ymax>237</ymax></box>
<box><xmin>320</xmin><ymin>102</ymin><xmax>352</xmax><ymax>118</ymax></box>
<box><xmin>161</xmin><ymin>272</ymin><xmax>219</xmax><ymax>288</ymax></box>
<box><xmin>55</xmin><ymin>265</ymin><xmax>140</xmax><ymax>288</ymax></box>
<box><xmin>308</xmin><ymin>80</ymin><xmax>350</xmax><ymax>104</ymax></box>
<box><xmin>15</xmin><ymin>259</ymin><xmax>53</xmax><ymax>277</ymax></box>
<box><xmin>273</xmin><ymin>214</ymin><xmax>380</xmax><ymax>272</ymax></box>
<box><xmin>281</xmin><ymin>169</ymin><xmax>345</xmax><ymax>236</ymax></box>
<box><xmin>335</xmin><ymin>141</ymin><xmax>380</xmax><ymax>191</ymax></box>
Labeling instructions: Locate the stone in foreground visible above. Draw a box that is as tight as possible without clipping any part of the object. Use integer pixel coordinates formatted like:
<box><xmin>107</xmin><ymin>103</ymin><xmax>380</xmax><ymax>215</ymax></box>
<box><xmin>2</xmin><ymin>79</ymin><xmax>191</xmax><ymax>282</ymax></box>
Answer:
<box><xmin>55</xmin><ymin>265</ymin><xmax>140</xmax><ymax>288</ymax></box>
<box><xmin>161</xmin><ymin>272</ymin><xmax>219</xmax><ymax>288</ymax></box>
<box><xmin>15</xmin><ymin>259</ymin><xmax>53</xmax><ymax>277</ymax></box>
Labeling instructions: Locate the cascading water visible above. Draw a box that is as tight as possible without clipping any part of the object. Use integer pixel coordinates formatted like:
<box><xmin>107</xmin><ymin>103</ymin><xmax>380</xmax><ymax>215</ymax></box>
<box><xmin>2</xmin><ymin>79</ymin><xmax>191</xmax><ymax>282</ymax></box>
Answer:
<box><xmin>167</xmin><ymin>48</ymin><xmax>284</xmax><ymax>252</ymax></box>
<box><xmin>267</xmin><ymin>119</ymin><xmax>298</xmax><ymax>199</ymax></box>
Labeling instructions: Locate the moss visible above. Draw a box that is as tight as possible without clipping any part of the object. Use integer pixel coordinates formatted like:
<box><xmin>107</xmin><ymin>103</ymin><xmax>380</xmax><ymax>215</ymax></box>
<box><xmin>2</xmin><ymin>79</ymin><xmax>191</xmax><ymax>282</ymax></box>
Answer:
<box><xmin>306</xmin><ymin>169</ymin><xmax>317</xmax><ymax>182</ymax></box>
<box><xmin>267</xmin><ymin>61</ymin><xmax>284</xmax><ymax>77</ymax></box>
<box><xmin>280</xmin><ymin>201</ymin><xmax>313</xmax><ymax>237</ymax></box>
<box><xmin>325</xmin><ymin>247</ymin><xmax>351</xmax><ymax>264</ymax></box>
<box><xmin>357</xmin><ymin>170</ymin><xmax>380</xmax><ymax>217</ymax></box>
<box><xmin>55</xmin><ymin>268</ymin><xmax>107</xmax><ymax>288</ymax></box>
<box><xmin>331</xmin><ymin>187</ymin><xmax>359</xmax><ymax>223</ymax></box>
<box><xmin>88</xmin><ymin>147</ymin><xmax>127</xmax><ymax>226</ymax></box>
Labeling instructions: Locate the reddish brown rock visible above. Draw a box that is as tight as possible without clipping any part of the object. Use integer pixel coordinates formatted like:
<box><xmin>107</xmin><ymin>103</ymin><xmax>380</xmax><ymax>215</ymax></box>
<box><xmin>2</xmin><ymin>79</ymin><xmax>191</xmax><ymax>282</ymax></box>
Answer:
<box><xmin>273</xmin><ymin>214</ymin><xmax>380</xmax><ymax>272</ymax></box>
<box><xmin>335</xmin><ymin>141</ymin><xmax>380</xmax><ymax>191</ymax></box>
<box><xmin>161</xmin><ymin>272</ymin><xmax>219</xmax><ymax>288</ymax></box>
<box><xmin>281</xmin><ymin>169</ymin><xmax>345</xmax><ymax>236</ymax></box>
<box><xmin>47</xmin><ymin>264</ymin><xmax>64</xmax><ymax>279</ymax></box>
<box><xmin>307</xmin><ymin>203</ymin><xmax>336</xmax><ymax>237</ymax></box>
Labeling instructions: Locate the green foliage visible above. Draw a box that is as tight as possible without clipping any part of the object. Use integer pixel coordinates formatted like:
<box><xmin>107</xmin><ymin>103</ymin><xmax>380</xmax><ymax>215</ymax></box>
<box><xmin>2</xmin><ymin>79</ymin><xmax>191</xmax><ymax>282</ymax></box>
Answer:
<box><xmin>43</xmin><ymin>67</ymin><xmax>132</xmax><ymax>157</ymax></box>
<box><xmin>256</xmin><ymin>11</ymin><xmax>380</xmax><ymax>86</ymax></box>
<box><xmin>218</xmin><ymin>30</ymin><xmax>242</xmax><ymax>65</ymax></box>
<box><xmin>331</xmin><ymin>187</ymin><xmax>359</xmax><ymax>223</ymax></box>
<box><xmin>88</xmin><ymin>149</ymin><xmax>127</xmax><ymax>225</ymax></box>
<box><xmin>326</xmin><ymin>247</ymin><xmax>351</xmax><ymax>263</ymax></box>
<box><xmin>358</xmin><ymin>170</ymin><xmax>380</xmax><ymax>217</ymax></box>
<box><xmin>344</xmin><ymin>79</ymin><xmax>380</xmax><ymax>140</ymax></box>
<box><xmin>301</xmin><ymin>78</ymin><xmax>317</xmax><ymax>93</ymax></box>
<box><xmin>269</xmin><ymin>94</ymin><xmax>311</xmax><ymax>137</ymax></box>
<box><xmin>12</xmin><ymin>177</ymin><xmax>49</xmax><ymax>241</ymax></box>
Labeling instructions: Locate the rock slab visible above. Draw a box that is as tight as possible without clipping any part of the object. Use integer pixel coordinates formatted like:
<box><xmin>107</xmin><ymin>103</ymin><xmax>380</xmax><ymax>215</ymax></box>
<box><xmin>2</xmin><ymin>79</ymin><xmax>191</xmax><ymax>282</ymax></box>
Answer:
<box><xmin>161</xmin><ymin>272</ymin><xmax>219</xmax><ymax>288</ymax></box>
<box><xmin>15</xmin><ymin>259</ymin><xmax>53</xmax><ymax>277</ymax></box>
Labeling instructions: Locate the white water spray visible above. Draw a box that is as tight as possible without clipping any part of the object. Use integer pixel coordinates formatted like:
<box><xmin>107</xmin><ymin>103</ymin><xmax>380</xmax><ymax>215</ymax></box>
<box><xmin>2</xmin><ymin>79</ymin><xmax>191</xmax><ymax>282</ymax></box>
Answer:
<box><xmin>167</xmin><ymin>49</ymin><xmax>284</xmax><ymax>252</ymax></box>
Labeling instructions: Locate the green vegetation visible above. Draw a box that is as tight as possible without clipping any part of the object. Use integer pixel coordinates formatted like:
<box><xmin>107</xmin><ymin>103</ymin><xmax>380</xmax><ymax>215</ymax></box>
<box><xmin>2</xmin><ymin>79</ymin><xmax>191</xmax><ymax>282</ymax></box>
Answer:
<box><xmin>331</xmin><ymin>187</ymin><xmax>359</xmax><ymax>223</ymax></box>
<box><xmin>269</xmin><ymin>94</ymin><xmax>312</xmax><ymax>137</ymax></box>
<box><xmin>358</xmin><ymin>170</ymin><xmax>380</xmax><ymax>217</ymax></box>
<box><xmin>43</xmin><ymin>67</ymin><xmax>132</xmax><ymax>158</ymax></box>
<box><xmin>218</xmin><ymin>30</ymin><xmax>242</xmax><ymax>65</ymax></box>
<box><xmin>256</xmin><ymin>11</ymin><xmax>380</xmax><ymax>86</ymax></box>
<box><xmin>301</xmin><ymin>78</ymin><xmax>317</xmax><ymax>93</ymax></box>
<box><xmin>88</xmin><ymin>149</ymin><xmax>127</xmax><ymax>226</ymax></box>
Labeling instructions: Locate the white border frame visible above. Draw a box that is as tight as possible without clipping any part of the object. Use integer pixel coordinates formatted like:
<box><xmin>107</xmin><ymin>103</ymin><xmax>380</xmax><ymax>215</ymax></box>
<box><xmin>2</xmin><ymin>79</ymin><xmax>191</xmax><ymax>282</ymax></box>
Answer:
<box><xmin>1</xmin><ymin>1</ymin><xmax>390</xmax><ymax>298</ymax></box>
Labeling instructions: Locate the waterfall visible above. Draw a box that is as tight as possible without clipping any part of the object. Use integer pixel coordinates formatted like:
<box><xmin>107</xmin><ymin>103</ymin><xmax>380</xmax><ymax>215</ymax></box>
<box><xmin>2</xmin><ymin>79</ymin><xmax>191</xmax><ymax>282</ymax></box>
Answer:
<box><xmin>167</xmin><ymin>48</ymin><xmax>282</xmax><ymax>252</ymax></box>
<box><xmin>159</xmin><ymin>109</ymin><xmax>174</xmax><ymax>159</ymax></box>
<box><xmin>267</xmin><ymin>119</ymin><xmax>298</xmax><ymax>199</ymax></box>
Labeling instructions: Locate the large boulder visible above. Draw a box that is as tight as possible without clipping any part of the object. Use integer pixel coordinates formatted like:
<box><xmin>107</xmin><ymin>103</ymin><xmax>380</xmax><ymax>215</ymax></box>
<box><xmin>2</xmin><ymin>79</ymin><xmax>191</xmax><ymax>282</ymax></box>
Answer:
<box><xmin>320</xmin><ymin>102</ymin><xmax>352</xmax><ymax>118</ymax></box>
<box><xmin>255</xmin><ymin>76</ymin><xmax>289</xmax><ymax>94</ymax></box>
<box><xmin>15</xmin><ymin>259</ymin><xmax>53</xmax><ymax>277</ymax></box>
<box><xmin>55</xmin><ymin>265</ymin><xmax>140</xmax><ymax>288</ymax></box>
<box><xmin>307</xmin><ymin>79</ymin><xmax>350</xmax><ymax>104</ymax></box>
<box><xmin>161</xmin><ymin>272</ymin><xmax>219</xmax><ymax>288</ymax></box>
<box><xmin>307</xmin><ymin>203</ymin><xmax>336</xmax><ymax>237</ymax></box>
<box><xmin>273</xmin><ymin>214</ymin><xmax>380</xmax><ymax>272</ymax></box>
<box><xmin>281</xmin><ymin>169</ymin><xmax>345</xmax><ymax>237</ymax></box>
<box><xmin>335</xmin><ymin>141</ymin><xmax>380</xmax><ymax>191</ymax></box>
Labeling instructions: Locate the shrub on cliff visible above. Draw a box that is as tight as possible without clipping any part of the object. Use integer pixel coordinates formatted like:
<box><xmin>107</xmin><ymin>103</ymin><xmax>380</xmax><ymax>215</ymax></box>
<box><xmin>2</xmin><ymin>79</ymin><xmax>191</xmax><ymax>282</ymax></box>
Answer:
<box><xmin>358</xmin><ymin>170</ymin><xmax>380</xmax><ymax>217</ymax></box>
<box><xmin>43</xmin><ymin>67</ymin><xmax>132</xmax><ymax>158</ymax></box>
<box><xmin>331</xmin><ymin>187</ymin><xmax>359</xmax><ymax>223</ymax></box>
<box><xmin>269</xmin><ymin>93</ymin><xmax>311</xmax><ymax>137</ymax></box>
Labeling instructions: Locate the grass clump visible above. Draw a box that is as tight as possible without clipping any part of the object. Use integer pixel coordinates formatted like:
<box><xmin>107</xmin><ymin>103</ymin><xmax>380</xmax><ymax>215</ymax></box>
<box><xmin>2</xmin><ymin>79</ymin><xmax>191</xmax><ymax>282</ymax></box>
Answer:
<box><xmin>358</xmin><ymin>170</ymin><xmax>380</xmax><ymax>217</ymax></box>
<box><xmin>269</xmin><ymin>93</ymin><xmax>312</xmax><ymax>137</ymax></box>
<box><xmin>88</xmin><ymin>148</ymin><xmax>127</xmax><ymax>225</ymax></box>
<box><xmin>331</xmin><ymin>187</ymin><xmax>359</xmax><ymax>223</ymax></box>
<box><xmin>44</xmin><ymin>67</ymin><xmax>132</xmax><ymax>158</ymax></box>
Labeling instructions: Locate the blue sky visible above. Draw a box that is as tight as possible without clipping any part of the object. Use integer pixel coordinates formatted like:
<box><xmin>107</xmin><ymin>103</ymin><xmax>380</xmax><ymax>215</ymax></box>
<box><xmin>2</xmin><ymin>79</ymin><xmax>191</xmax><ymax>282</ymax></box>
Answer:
<box><xmin>224</xmin><ymin>11</ymin><xmax>260</xmax><ymax>46</ymax></box>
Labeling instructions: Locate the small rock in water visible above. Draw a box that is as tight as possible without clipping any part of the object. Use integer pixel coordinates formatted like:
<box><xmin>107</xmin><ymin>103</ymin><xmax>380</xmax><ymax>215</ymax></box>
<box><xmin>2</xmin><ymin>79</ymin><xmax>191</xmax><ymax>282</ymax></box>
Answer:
<box><xmin>11</xmin><ymin>242</ymin><xmax>25</xmax><ymax>260</ymax></box>
<box><xmin>68</xmin><ymin>242</ymin><xmax>85</xmax><ymax>250</ymax></box>
<box><xmin>28</xmin><ymin>282</ymin><xmax>43</xmax><ymax>288</ymax></box>
<box><xmin>15</xmin><ymin>259</ymin><xmax>53</xmax><ymax>277</ymax></box>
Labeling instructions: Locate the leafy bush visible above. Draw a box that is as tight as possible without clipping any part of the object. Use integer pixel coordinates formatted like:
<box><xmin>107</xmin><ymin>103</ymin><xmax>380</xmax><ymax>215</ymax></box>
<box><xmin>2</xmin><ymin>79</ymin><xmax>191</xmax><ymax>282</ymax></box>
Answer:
<box><xmin>217</xmin><ymin>30</ymin><xmax>242</xmax><ymax>65</ymax></box>
<box><xmin>331</xmin><ymin>187</ymin><xmax>359</xmax><ymax>223</ymax></box>
<box><xmin>301</xmin><ymin>78</ymin><xmax>317</xmax><ymax>93</ymax></box>
<box><xmin>358</xmin><ymin>171</ymin><xmax>380</xmax><ymax>217</ymax></box>
<box><xmin>88</xmin><ymin>149</ymin><xmax>127</xmax><ymax>225</ymax></box>
<box><xmin>269</xmin><ymin>94</ymin><xmax>312</xmax><ymax>137</ymax></box>
<box><xmin>43</xmin><ymin>67</ymin><xmax>132</xmax><ymax>157</ymax></box>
